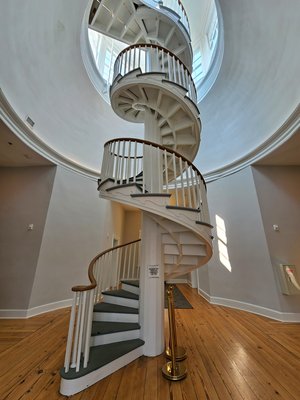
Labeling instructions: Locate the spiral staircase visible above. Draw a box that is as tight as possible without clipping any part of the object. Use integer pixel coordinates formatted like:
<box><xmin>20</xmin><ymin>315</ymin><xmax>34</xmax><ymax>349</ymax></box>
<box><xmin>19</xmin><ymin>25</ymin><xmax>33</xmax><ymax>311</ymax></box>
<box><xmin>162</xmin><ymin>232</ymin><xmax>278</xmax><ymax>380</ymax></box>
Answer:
<box><xmin>60</xmin><ymin>0</ymin><xmax>213</xmax><ymax>395</ymax></box>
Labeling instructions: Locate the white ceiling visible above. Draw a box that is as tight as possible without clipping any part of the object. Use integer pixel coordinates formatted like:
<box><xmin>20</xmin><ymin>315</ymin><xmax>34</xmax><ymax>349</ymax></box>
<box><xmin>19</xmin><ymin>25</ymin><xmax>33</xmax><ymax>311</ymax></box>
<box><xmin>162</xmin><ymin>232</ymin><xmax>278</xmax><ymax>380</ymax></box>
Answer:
<box><xmin>0</xmin><ymin>0</ymin><xmax>299</xmax><ymax>176</ymax></box>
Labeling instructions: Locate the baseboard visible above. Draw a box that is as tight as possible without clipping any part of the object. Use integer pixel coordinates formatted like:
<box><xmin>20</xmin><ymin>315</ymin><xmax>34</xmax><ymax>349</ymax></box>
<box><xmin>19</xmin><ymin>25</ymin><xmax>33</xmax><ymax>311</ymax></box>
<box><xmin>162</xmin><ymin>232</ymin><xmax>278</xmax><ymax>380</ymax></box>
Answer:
<box><xmin>0</xmin><ymin>298</ymin><xmax>73</xmax><ymax>319</ymax></box>
<box><xmin>166</xmin><ymin>279</ymin><xmax>188</xmax><ymax>284</ymax></box>
<box><xmin>197</xmin><ymin>288</ymin><xmax>300</xmax><ymax>323</ymax></box>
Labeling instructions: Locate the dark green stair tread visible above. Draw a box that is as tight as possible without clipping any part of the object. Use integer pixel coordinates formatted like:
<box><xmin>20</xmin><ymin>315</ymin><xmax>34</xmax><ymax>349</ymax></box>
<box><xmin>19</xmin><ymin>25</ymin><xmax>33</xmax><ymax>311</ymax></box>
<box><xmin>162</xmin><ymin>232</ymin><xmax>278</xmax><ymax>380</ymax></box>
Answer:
<box><xmin>60</xmin><ymin>339</ymin><xmax>145</xmax><ymax>380</ymax></box>
<box><xmin>91</xmin><ymin>321</ymin><xmax>140</xmax><ymax>336</ymax></box>
<box><xmin>93</xmin><ymin>302</ymin><xmax>139</xmax><ymax>314</ymax></box>
<box><xmin>102</xmin><ymin>289</ymin><xmax>139</xmax><ymax>300</ymax></box>
<box><xmin>121</xmin><ymin>280</ymin><xmax>140</xmax><ymax>288</ymax></box>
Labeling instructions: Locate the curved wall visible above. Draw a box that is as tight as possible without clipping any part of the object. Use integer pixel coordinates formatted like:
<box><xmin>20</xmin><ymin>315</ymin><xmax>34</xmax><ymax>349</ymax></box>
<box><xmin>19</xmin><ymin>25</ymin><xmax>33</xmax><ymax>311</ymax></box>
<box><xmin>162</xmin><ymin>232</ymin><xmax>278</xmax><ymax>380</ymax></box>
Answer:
<box><xmin>1</xmin><ymin>0</ymin><xmax>299</xmax><ymax>177</ymax></box>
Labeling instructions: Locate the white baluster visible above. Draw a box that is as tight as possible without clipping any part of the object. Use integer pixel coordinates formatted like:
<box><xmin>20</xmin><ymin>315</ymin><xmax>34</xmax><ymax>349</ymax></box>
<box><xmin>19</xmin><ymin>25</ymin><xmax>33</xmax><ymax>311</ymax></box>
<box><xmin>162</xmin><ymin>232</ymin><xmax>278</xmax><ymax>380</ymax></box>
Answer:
<box><xmin>179</xmin><ymin>157</ymin><xmax>185</xmax><ymax>207</ymax></box>
<box><xmin>64</xmin><ymin>292</ymin><xmax>78</xmax><ymax>372</ymax></box>
<box><xmin>172</xmin><ymin>56</ymin><xmax>176</xmax><ymax>83</ymax></box>
<box><xmin>133</xmin><ymin>141</ymin><xmax>137</xmax><ymax>183</ymax></box>
<box><xmin>185</xmin><ymin>161</ymin><xmax>192</xmax><ymax>208</ymax></box>
<box><xmin>71</xmin><ymin>293</ymin><xmax>81</xmax><ymax>368</ymax></box>
<box><xmin>127</xmin><ymin>141</ymin><xmax>131</xmax><ymax>183</ymax></box>
<box><xmin>115</xmin><ymin>141</ymin><xmax>120</xmax><ymax>183</ymax></box>
<box><xmin>133</xmin><ymin>242</ymin><xmax>137</xmax><ymax>278</ymax></box>
<box><xmin>172</xmin><ymin>153</ymin><xmax>178</xmax><ymax>206</ymax></box>
<box><xmin>184</xmin><ymin>69</ymin><xmax>188</xmax><ymax>90</ymax></box>
<box><xmin>122</xmin><ymin>246</ymin><xmax>128</xmax><ymax>279</ymax></box>
<box><xmin>191</xmin><ymin>168</ymin><xmax>197</xmax><ymax>209</ymax></box>
<box><xmin>116</xmin><ymin>247</ymin><xmax>121</xmax><ymax>285</ymax></box>
<box><xmin>120</xmin><ymin>141</ymin><xmax>126</xmax><ymax>182</ymax></box>
<box><xmin>164</xmin><ymin>150</ymin><xmax>169</xmax><ymax>193</ymax></box>
<box><xmin>128</xmin><ymin>244</ymin><xmax>133</xmax><ymax>278</ymax></box>
<box><xmin>111</xmin><ymin>142</ymin><xmax>116</xmax><ymax>177</ymax></box>
<box><xmin>167</xmin><ymin>53</ymin><xmax>171</xmax><ymax>80</ymax></box>
<box><xmin>76</xmin><ymin>291</ymin><xmax>87</xmax><ymax>372</ymax></box>
<box><xmin>124</xmin><ymin>51</ymin><xmax>128</xmax><ymax>75</ymax></box>
<box><xmin>138</xmin><ymin>46</ymin><xmax>141</xmax><ymax>70</ymax></box>
<box><xmin>83</xmin><ymin>289</ymin><xmax>95</xmax><ymax>368</ymax></box>
<box><xmin>133</xmin><ymin>47</ymin><xmax>136</xmax><ymax>69</ymax></box>
<box><xmin>177</xmin><ymin>60</ymin><xmax>182</xmax><ymax>86</ymax></box>
<box><xmin>196</xmin><ymin>173</ymin><xmax>202</xmax><ymax>217</ymax></box>
<box><xmin>158</xmin><ymin>148</ymin><xmax>163</xmax><ymax>192</ymax></box>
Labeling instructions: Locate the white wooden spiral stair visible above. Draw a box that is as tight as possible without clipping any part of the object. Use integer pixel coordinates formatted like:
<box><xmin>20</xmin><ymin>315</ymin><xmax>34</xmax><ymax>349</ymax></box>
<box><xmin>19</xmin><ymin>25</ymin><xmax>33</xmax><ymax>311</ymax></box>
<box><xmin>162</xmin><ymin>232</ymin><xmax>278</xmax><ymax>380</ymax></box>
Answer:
<box><xmin>60</xmin><ymin>0</ymin><xmax>213</xmax><ymax>395</ymax></box>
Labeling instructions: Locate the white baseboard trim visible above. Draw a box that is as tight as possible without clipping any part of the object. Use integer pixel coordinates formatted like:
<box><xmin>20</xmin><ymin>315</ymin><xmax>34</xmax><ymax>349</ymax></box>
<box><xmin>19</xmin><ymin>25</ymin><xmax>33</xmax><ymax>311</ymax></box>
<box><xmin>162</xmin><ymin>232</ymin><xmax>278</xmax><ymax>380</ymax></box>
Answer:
<box><xmin>197</xmin><ymin>288</ymin><xmax>300</xmax><ymax>323</ymax></box>
<box><xmin>0</xmin><ymin>298</ymin><xmax>73</xmax><ymax>319</ymax></box>
<box><xmin>166</xmin><ymin>279</ymin><xmax>188</xmax><ymax>284</ymax></box>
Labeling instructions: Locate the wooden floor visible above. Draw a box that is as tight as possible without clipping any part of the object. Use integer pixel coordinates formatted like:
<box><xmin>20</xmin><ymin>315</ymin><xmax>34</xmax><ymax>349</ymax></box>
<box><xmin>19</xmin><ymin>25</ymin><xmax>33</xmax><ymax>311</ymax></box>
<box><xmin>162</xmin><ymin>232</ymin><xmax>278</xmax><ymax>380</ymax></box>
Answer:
<box><xmin>0</xmin><ymin>284</ymin><xmax>300</xmax><ymax>399</ymax></box>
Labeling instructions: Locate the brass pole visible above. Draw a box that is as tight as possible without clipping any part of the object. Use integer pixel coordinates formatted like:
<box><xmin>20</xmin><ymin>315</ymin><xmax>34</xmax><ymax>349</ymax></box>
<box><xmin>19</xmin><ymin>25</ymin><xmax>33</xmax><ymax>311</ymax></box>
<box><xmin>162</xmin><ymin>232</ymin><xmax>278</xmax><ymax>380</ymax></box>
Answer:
<box><xmin>162</xmin><ymin>285</ymin><xmax>187</xmax><ymax>381</ymax></box>
<box><xmin>165</xmin><ymin>285</ymin><xmax>187</xmax><ymax>361</ymax></box>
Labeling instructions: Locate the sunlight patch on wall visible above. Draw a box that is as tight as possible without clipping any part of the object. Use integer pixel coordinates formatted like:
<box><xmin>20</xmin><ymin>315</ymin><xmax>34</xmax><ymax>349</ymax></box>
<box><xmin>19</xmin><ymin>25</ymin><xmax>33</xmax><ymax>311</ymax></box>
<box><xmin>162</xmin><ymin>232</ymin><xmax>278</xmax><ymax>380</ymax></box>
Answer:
<box><xmin>216</xmin><ymin>214</ymin><xmax>232</xmax><ymax>272</ymax></box>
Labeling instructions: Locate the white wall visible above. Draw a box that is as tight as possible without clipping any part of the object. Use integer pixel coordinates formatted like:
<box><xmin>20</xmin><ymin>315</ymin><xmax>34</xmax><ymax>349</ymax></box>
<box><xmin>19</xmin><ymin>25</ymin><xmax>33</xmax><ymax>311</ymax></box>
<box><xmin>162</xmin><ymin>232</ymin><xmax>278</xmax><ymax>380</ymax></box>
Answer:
<box><xmin>29</xmin><ymin>167</ymin><xmax>116</xmax><ymax>308</ymax></box>
<box><xmin>252</xmin><ymin>166</ymin><xmax>300</xmax><ymax>313</ymax></box>
<box><xmin>0</xmin><ymin>166</ymin><xmax>56</xmax><ymax>309</ymax></box>
<box><xmin>201</xmin><ymin>167</ymin><xmax>282</xmax><ymax>311</ymax></box>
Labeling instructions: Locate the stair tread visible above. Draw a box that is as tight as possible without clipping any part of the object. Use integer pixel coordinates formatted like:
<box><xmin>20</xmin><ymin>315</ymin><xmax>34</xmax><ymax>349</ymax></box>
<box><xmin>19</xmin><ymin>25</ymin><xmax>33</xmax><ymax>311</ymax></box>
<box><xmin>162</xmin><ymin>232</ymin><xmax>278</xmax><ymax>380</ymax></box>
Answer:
<box><xmin>102</xmin><ymin>289</ymin><xmax>139</xmax><ymax>300</ymax></box>
<box><xmin>121</xmin><ymin>280</ymin><xmax>140</xmax><ymax>288</ymax></box>
<box><xmin>60</xmin><ymin>339</ymin><xmax>144</xmax><ymax>380</ymax></box>
<box><xmin>91</xmin><ymin>321</ymin><xmax>140</xmax><ymax>336</ymax></box>
<box><xmin>94</xmin><ymin>302</ymin><xmax>139</xmax><ymax>314</ymax></box>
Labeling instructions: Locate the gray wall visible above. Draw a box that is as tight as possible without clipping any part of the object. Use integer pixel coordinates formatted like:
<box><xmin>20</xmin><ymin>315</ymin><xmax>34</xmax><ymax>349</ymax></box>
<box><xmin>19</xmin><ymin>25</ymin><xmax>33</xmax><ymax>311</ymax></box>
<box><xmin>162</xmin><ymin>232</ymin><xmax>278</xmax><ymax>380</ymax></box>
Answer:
<box><xmin>202</xmin><ymin>167</ymin><xmax>282</xmax><ymax>311</ymax></box>
<box><xmin>0</xmin><ymin>166</ymin><xmax>56</xmax><ymax>309</ymax></box>
<box><xmin>252</xmin><ymin>166</ymin><xmax>300</xmax><ymax>312</ymax></box>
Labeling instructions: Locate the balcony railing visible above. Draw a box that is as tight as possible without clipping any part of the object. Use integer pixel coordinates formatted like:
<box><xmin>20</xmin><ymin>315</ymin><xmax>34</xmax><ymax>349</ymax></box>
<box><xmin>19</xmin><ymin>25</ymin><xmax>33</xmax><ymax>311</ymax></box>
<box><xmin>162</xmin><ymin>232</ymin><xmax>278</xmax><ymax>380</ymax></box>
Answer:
<box><xmin>100</xmin><ymin>138</ymin><xmax>210</xmax><ymax>223</ymax></box>
<box><xmin>113</xmin><ymin>43</ymin><xmax>197</xmax><ymax>104</ymax></box>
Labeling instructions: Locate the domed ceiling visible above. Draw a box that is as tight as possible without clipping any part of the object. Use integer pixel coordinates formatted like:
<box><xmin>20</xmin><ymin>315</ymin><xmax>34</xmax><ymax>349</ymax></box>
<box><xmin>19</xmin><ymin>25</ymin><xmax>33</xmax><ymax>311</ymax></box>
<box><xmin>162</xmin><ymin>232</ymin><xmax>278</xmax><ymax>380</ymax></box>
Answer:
<box><xmin>0</xmin><ymin>0</ymin><xmax>299</xmax><ymax>179</ymax></box>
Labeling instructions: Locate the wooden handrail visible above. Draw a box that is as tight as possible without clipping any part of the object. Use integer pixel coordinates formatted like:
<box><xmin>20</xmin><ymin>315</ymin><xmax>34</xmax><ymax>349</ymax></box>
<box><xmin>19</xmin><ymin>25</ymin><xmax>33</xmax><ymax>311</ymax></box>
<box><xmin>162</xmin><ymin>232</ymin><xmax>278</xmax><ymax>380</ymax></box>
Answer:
<box><xmin>114</xmin><ymin>43</ymin><xmax>195</xmax><ymax>92</ymax></box>
<box><xmin>104</xmin><ymin>137</ymin><xmax>207</xmax><ymax>189</ymax></box>
<box><xmin>72</xmin><ymin>239</ymin><xmax>141</xmax><ymax>292</ymax></box>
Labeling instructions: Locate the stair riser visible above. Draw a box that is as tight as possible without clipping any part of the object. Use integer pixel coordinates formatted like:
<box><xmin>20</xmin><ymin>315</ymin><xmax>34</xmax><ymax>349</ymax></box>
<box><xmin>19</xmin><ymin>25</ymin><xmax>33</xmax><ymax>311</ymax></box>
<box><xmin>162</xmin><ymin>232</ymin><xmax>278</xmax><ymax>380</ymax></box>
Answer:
<box><xmin>121</xmin><ymin>283</ymin><xmax>140</xmax><ymax>295</ymax></box>
<box><xmin>91</xmin><ymin>329</ymin><xmax>140</xmax><ymax>346</ymax></box>
<box><xmin>60</xmin><ymin>346</ymin><xmax>144</xmax><ymax>396</ymax></box>
<box><xmin>102</xmin><ymin>294</ymin><xmax>139</xmax><ymax>308</ymax></box>
<box><xmin>93</xmin><ymin>312</ymin><xmax>139</xmax><ymax>323</ymax></box>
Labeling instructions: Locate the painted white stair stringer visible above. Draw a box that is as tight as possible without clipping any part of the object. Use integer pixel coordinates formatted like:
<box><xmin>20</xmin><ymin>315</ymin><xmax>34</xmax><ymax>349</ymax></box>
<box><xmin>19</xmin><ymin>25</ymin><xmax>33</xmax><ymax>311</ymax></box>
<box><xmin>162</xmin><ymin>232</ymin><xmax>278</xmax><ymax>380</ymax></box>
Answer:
<box><xmin>60</xmin><ymin>346</ymin><xmax>144</xmax><ymax>396</ymax></box>
<box><xmin>98</xmin><ymin>182</ymin><xmax>213</xmax><ymax>278</ymax></box>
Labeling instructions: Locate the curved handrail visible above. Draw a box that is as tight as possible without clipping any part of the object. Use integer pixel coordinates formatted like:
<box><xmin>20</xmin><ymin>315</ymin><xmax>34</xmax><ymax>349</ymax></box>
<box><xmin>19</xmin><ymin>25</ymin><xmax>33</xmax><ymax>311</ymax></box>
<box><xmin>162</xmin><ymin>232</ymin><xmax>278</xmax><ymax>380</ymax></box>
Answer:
<box><xmin>104</xmin><ymin>137</ymin><xmax>206</xmax><ymax>188</ymax></box>
<box><xmin>113</xmin><ymin>43</ymin><xmax>197</xmax><ymax>103</ymax></box>
<box><xmin>72</xmin><ymin>238</ymin><xmax>141</xmax><ymax>292</ymax></box>
<box><xmin>141</xmin><ymin>0</ymin><xmax>190</xmax><ymax>35</ymax></box>
<box><xmin>161</xmin><ymin>0</ymin><xmax>190</xmax><ymax>34</ymax></box>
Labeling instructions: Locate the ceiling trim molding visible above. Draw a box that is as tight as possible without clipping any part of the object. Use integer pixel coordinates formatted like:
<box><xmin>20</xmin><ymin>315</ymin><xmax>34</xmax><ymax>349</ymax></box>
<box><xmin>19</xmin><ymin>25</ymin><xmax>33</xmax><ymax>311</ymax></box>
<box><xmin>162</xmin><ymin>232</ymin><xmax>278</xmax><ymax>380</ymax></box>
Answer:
<box><xmin>0</xmin><ymin>89</ymin><xmax>100</xmax><ymax>181</ymax></box>
<box><xmin>204</xmin><ymin>104</ymin><xmax>300</xmax><ymax>182</ymax></box>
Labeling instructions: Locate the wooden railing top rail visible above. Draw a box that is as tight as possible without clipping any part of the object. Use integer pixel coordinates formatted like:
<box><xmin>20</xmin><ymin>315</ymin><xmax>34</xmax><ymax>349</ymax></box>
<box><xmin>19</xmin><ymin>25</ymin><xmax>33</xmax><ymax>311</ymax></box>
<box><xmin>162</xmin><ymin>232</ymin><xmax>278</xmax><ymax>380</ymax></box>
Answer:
<box><xmin>104</xmin><ymin>137</ymin><xmax>206</xmax><ymax>189</ymax></box>
<box><xmin>72</xmin><ymin>239</ymin><xmax>141</xmax><ymax>292</ymax></box>
<box><xmin>115</xmin><ymin>43</ymin><xmax>195</xmax><ymax>89</ymax></box>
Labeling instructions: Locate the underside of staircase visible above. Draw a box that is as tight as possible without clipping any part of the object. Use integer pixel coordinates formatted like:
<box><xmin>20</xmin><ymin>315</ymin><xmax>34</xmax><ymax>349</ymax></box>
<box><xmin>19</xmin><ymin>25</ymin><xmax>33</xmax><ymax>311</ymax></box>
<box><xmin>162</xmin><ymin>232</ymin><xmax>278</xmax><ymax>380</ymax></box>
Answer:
<box><xmin>60</xmin><ymin>0</ymin><xmax>213</xmax><ymax>395</ymax></box>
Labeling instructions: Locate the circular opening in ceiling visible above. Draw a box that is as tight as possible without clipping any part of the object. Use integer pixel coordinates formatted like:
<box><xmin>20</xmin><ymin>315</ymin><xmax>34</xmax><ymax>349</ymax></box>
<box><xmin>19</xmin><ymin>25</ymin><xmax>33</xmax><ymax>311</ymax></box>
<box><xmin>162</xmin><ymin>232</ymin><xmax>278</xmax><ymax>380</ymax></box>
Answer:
<box><xmin>84</xmin><ymin>0</ymin><xmax>222</xmax><ymax>104</ymax></box>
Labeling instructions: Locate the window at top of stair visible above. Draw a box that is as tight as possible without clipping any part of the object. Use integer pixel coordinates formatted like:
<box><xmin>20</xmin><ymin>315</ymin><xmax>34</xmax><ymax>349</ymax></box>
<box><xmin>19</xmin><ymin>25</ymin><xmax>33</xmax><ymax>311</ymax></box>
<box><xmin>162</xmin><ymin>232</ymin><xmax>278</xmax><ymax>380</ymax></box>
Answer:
<box><xmin>88</xmin><ymin>29</ymin><xmax>127</xmax><ymax>95</ymax></box>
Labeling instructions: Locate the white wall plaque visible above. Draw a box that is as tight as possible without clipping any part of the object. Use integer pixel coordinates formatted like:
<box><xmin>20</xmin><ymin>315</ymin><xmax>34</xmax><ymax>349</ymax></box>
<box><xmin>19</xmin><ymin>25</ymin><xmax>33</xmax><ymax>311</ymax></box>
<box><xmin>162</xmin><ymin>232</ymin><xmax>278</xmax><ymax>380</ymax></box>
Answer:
<box><xmin>148</xmin><ymin>265</ymin><xmax>159</xmax><ymax>278</ymax></box>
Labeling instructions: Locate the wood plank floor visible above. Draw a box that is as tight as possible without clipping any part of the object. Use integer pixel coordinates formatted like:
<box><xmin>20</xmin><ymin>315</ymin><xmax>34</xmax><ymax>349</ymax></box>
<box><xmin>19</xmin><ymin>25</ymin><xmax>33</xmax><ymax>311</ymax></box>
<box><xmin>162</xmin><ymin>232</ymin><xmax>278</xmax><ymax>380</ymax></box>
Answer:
<box><xmin>0</xmin><ymin>284</ymin><xmax>299</xmax><ymax>399</ymax></box>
